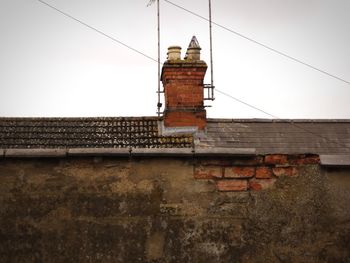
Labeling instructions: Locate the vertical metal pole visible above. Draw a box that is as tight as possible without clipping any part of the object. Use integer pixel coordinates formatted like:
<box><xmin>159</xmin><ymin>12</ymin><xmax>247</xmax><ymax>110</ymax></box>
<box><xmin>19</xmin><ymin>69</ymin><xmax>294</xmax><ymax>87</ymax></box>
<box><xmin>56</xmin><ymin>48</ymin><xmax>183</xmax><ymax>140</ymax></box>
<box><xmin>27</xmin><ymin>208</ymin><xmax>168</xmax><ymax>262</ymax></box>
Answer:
<box><xmin>157</xmin><ymin>0</ymin><xmax>161</xmax><ymax>117</ymax></box>
<box><xmin>209</xmin><ymin>0</ymin><xmax>214</xmax><ymax>99</ymax></box>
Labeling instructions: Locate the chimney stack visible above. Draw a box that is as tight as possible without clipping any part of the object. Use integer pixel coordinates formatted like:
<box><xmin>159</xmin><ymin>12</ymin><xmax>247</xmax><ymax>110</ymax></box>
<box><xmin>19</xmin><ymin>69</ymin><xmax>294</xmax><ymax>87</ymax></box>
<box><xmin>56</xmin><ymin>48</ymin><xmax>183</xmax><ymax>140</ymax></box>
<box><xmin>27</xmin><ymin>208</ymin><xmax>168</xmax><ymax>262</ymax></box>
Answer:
<box><xmin>161</xmin><ymin>36</ymin><xmax>207</xmax><ymax>130</ymax></box>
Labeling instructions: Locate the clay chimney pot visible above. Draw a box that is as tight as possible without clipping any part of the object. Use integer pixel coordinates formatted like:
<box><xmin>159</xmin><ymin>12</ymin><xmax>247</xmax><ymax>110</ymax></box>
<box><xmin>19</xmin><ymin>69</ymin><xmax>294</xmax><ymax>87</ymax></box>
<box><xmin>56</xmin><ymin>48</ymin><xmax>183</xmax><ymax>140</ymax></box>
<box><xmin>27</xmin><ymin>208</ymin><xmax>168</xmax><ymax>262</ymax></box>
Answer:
<box><xmin>167</xmin><ymin>46</ymin><xmax>182</xmax><ymax>61</ymax></box>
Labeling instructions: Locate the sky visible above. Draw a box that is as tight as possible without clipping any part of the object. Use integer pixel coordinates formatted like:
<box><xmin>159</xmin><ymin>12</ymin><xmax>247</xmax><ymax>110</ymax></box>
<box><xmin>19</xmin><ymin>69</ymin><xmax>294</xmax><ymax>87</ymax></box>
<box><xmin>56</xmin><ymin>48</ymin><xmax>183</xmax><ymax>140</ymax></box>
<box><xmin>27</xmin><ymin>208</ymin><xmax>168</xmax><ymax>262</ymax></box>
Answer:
<box><xmin>0</xmin><ymin>0</ymin><xmax>349</xmax><ymax>119</ymax></box>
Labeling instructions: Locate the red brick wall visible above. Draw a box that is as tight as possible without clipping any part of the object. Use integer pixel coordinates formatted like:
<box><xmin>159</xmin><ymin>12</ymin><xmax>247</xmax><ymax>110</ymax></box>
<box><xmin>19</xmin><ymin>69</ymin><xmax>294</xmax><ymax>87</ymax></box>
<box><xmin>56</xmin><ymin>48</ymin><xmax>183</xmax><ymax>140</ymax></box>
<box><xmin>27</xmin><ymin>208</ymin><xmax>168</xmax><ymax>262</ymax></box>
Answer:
<box><xmin>194</xmin><ymin>154</ymin><xmax>320</xmax><ymax>191</ymax></box>
<box><xmin>163</xmin><ymin>111</ymin><xmax>206</xmax><ymax>130</ymax></box>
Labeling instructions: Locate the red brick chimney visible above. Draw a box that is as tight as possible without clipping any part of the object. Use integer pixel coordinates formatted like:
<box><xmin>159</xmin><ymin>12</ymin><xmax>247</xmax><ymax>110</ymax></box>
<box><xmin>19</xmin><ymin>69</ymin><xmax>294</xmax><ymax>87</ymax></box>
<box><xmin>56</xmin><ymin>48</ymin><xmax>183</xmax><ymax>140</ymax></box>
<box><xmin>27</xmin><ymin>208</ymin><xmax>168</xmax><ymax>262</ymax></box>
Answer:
<box><xmin>161</xmin><ymin>36</ymin><xmax>207</xmax><ymax>130</ymax></box>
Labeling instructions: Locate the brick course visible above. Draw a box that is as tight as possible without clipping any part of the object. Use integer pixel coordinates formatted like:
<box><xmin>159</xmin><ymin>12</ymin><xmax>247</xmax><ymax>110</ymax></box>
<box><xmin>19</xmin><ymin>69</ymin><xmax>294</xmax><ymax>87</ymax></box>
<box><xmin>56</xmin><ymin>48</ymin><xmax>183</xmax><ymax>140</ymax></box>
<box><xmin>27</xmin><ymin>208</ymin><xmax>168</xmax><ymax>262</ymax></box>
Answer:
<box><xmin>164</xmin><ymin>111</ymin><xmax>206</xmax><ymax>129</ymax></box>
<box><xmin>224</xmin><ymin>167</ymin><xmax>255</xmax><ymax>178</ymax></box>
<box><xmin>272</xmin><ymin>167</ymin><xmax>299</xmax><ymax>177</ymax></box>
<box><xmin>194</xmin><ymin>166</ymin><xmax>222</xmax><ymax>179</ymax></box>
<box><xmin>216</xmin><ymin>179</ymin><xmax>248</xmax><ymax>192</ymax></box>
<box><xmin>255</xmin><ymin>167</ymin><xmax>273</xmax><ymax>179</ymax></box>
<box><xmin>264</xmin><ymin>154</ymin><xmax>288</xmax><ymax>165</ymax></box>
<box><xmin>249</xmin><ymin>178</ymin><xmax>276</xmax><ymax>191</ymax></box>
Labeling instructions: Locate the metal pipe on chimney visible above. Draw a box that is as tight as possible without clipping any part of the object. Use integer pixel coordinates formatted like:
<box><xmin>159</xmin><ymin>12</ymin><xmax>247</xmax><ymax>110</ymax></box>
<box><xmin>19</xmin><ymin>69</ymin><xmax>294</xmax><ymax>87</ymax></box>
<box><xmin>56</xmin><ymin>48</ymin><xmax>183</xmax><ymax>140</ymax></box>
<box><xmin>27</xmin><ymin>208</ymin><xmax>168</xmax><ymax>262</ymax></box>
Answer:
<box><xmin>157</xmin><ymin>0</ymin><xmax>161</xmax><ymax>117</ymax></box>
<box><xmin>209</xmin><ymin>0</ymin><xmax>214</xmax><ymax>96</ymax></box>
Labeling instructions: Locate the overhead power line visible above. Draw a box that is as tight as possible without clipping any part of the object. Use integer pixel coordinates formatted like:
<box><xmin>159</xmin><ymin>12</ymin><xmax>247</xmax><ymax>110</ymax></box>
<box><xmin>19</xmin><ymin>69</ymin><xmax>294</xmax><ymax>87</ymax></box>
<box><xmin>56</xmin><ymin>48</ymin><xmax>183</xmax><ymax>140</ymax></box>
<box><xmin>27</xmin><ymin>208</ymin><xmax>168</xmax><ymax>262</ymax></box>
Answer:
<box><xmin>215</xmin><ymin>89</ymin><xmax>278</xmax><ymax>119</ymax></box>
<box><xmin>35</xmin><ymin>0</ymin><xmax>348</xmax><ymax>149</ymax></box>
<box><xmin>37</xmin><ymin>0</ymin><xmax>159</xmax><ymax>64</ymax></box>
<box><xmin>164</xmin><ymin>0</ymin><xmax>350</xmax><ymax>86</ymax></box>
<box><xmin>37</xmin><ymin>0</ymin><xmax>350</xmax><ymax>86</ymax></box>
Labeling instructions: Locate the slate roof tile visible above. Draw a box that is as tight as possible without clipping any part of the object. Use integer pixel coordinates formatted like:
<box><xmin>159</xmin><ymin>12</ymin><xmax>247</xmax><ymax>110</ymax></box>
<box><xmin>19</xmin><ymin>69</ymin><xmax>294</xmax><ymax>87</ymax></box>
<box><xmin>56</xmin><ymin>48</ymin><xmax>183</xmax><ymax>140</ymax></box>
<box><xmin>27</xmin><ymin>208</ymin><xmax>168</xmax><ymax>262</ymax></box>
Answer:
<box><xmin>197</xmin><ymin>119</ymin><xmax>350</xmax><ymax>154</ymax></box>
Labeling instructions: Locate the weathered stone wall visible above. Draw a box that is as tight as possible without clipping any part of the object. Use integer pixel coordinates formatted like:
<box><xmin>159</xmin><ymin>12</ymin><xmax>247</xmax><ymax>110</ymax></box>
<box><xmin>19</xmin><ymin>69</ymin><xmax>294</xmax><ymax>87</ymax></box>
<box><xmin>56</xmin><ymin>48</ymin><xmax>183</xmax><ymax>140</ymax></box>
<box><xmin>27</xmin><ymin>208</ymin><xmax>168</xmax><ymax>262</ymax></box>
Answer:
<box><xmin>0</xmin><ymin>156</ymin><xmax>349</xmax><ymax>263</ymax></box>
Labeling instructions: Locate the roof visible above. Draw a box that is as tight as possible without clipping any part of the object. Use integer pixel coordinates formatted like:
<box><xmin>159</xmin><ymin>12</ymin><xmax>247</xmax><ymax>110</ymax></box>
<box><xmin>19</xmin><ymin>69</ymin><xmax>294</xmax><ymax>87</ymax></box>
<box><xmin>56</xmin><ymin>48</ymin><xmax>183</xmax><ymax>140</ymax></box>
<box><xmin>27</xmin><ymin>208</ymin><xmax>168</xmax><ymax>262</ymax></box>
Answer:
<box><xmin>0</xmin><ymin>117</ymin><xmax>349</xmax><ymax>156</ymax></box>
<box><xmin>197</xmin><ymin>119</ymin><xmax>350</xmax><ymax>155</ymax></box>
<box><xmin>0</xmin><ymin>117</ymin><xmax>192</xmax><ymax>149</ymax></box>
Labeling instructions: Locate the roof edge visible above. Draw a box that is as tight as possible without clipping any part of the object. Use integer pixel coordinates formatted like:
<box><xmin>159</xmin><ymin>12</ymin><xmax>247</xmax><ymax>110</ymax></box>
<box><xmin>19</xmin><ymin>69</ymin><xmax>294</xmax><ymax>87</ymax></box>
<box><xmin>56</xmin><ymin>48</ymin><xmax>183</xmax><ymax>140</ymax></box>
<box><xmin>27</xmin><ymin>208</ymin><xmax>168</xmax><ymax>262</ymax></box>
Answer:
<box><xmin>4</xmin><ymin>149</ymin><xmax>67</xmax><ymax>158</ymax></box>
<box><xmin>194</xmin><ymin>147</ymin><xmax>256</xmax><ymax>156</ymax></box>
<box><xmin>3</xmin><ymin>149</ymin><xmax>350</xmax><ymax>166</ymax></box>
<box><xmin>320</xmin><ymin>155</ymin><xmax>350</xmax><ymax>166</ymax></box>
<box><xmin>1</xmin><ymin>147</ymin><xmax>256</xmax><ymax>158</ymax></box>
<box><xmin>132</xmin><ymin>148</ymin><xmax>193</xmax><ymax>157</ymax></box>
<box><xmin>68</xmin><ymin>148</ymin><xmax>130</xmax><ymax>156</ymax></box>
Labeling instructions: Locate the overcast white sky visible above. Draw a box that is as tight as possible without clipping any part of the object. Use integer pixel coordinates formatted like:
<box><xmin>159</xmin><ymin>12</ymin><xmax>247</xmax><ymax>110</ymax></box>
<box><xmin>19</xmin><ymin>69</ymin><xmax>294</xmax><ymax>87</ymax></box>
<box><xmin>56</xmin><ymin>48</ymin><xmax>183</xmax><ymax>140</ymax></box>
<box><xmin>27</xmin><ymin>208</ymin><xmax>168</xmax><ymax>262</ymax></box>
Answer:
<box><xmin>0</xmin><ymin>0</ymin><xmax>349</xmax><ymax>118</ymax></box>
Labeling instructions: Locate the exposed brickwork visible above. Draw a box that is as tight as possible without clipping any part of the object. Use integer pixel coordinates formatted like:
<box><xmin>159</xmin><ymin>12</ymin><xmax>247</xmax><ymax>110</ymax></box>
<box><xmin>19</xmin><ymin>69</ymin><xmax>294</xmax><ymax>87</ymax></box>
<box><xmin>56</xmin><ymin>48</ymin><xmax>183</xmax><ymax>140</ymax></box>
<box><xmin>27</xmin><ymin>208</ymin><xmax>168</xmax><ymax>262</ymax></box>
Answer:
<box><xmin>194</xmin><ymin>166</ymin><xmax>222</xmax><ymax>179</ymax></box>
<box><xmin>216</xmin><ymin>179</ymin><xmax>248</xmax><ymax>192</ymax></box>
<box><xmin>194</xmin><ymin>154</ymin><xmax>320</xmax><ymax>192</ymax></box>
<box><xmin>249</xmin><ymin>178</ymin><xmax>276</xmax><ymax>191</ymax></box>
<box><xmin>161</xmin><ymin>61</ymin><xmax>207</xmax><ymax>129</ymax></box>
<box><xmin>165</xmin><ymin>82</ymin><xmax>204</xmax><ymax>108</ymax></box>
<box><xmin>163</xmin><ymin>111</ymin><xmax>206</xmax><ymax>130</ymax></box>
<box><xmin>224</xmin><ymin>167</ymin><xmax>255</xmax><ymax>178</ymax></box>
<box><xmin>264</xmin><ymin>154</ymin><xmax>288</xmax><ymax>165</ymax></box>
<box><xmin>288</xmin><ymin>155</ymin><xmax>320</xmax><ymax>165</ymax></box>
<box><xmin>255</xmin><ymin>167</ymin><xmax>273</xmax><ymax>179</ymax></box>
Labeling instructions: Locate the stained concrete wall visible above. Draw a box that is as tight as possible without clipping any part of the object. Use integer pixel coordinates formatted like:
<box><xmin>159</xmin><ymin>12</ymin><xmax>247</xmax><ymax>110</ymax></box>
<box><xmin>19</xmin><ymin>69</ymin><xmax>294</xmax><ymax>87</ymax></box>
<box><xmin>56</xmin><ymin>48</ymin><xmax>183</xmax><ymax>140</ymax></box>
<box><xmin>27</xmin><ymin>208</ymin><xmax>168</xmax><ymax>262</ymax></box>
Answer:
<box><xmin>0</xmin><ymin>157</ymin><xmax>349</xmax><ymax>263</ymax></box>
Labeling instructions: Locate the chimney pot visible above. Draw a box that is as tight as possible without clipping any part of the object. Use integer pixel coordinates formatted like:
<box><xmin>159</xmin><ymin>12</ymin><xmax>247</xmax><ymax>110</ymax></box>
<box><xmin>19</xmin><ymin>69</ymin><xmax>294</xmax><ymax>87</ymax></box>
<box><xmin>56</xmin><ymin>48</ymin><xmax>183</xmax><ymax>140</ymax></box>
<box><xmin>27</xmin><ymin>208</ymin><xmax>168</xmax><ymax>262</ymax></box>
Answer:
<box><xmin>167</xmin><ymin>46</ymin><xmax>182</xmax><ymax>61</ymax></box>
<box><xmin>185</xmin><ymin>36</ymin><xmax>201</xmax><ymax>60</ymax></box>
<box><xmin>185</xmin><ymin>47</ymin><xmax>201</xmax><ymax>61</ymax></box>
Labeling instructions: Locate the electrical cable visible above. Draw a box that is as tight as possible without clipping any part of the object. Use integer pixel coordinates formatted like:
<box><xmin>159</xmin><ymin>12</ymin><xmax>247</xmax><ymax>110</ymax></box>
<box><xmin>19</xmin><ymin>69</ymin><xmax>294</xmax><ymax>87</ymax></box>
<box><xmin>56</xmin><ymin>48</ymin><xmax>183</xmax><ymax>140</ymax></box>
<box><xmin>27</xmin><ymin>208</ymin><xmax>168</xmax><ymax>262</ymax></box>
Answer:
<box><xmin>215</xmin><ymin>89</ymin><xmax>279</xmax><ymax>119</ymax></box>
<box><xmin>37</xmin><ymin>0</ymin><xmax>159</xmax><ymax>64</ymax></box>
<box><xmin>164</xmin><ymin>0</ymin><xmax>350</xmax><ymax>86</ymax></box>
